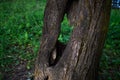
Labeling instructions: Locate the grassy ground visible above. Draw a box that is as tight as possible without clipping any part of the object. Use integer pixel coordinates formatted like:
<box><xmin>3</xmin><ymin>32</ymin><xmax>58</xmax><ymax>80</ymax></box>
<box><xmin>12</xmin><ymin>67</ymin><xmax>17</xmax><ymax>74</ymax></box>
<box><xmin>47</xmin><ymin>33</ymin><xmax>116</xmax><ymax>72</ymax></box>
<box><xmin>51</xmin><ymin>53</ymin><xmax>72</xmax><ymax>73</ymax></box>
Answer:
<box><xmin>0</xmin><ymin>0</ymin><xmax>120</xmax><ymax>80</ymax></box>
<box><xmin>100</xmin><ymin>9</ymin><xmax>120</xmax><ymax>80</ymax></box>
<box><xmin>0</xmin><ymin>0</ymin><xmax>45</xmax><ymax>79</ymax></box>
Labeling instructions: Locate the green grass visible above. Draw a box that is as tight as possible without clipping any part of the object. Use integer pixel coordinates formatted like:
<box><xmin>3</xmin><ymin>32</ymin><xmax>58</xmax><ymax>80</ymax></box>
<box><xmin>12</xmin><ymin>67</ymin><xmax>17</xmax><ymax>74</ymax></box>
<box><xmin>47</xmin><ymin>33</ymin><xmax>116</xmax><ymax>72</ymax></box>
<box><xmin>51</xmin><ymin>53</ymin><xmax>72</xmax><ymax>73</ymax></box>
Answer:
<box><xmin>0</xmin><ymin>0</ymin><xmax>120</xmax><ymax>80</ymax></box>
<box><xmin>99</xmin><ymin>9</ymin><xmax>120</xmax><ymax>80</ymax></box>
<box><xmin>0</xmin><ymin>0</ymin><xmax>46</xmax><ymax>72</ymax></box>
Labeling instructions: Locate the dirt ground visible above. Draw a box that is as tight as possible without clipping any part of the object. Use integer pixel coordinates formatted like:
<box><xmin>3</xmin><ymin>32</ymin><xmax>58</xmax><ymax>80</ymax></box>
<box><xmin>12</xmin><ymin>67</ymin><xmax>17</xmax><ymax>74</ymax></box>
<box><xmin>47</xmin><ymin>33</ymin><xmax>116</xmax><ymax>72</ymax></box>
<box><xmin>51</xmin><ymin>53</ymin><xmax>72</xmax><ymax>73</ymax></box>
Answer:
<box><xmin>3</xmin><ymin>61</ymin><xmax>34</xmax><ymax>80</ymax></box>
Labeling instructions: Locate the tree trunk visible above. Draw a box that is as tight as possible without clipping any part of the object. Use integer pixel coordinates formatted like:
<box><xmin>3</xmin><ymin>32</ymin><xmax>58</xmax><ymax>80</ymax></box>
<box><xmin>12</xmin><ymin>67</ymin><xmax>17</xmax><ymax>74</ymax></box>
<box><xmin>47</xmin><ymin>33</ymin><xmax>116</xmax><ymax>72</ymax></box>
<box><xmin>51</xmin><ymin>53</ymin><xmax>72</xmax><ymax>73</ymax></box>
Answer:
<box><xmin>34</xmin><ymin>0</ymin><xmax>112</xmax><ymax>80</ymax></box>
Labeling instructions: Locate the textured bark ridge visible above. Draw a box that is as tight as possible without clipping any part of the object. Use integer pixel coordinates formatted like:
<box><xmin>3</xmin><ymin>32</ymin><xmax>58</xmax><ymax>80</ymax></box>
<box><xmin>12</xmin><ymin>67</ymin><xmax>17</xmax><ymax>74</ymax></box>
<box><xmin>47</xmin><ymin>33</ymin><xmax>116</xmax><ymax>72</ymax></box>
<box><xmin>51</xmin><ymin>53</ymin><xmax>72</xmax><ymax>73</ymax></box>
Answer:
<box><xmin>34</xmin><ymin>0</ymin><xmax>112</xmax><ymax>80</ymax></box>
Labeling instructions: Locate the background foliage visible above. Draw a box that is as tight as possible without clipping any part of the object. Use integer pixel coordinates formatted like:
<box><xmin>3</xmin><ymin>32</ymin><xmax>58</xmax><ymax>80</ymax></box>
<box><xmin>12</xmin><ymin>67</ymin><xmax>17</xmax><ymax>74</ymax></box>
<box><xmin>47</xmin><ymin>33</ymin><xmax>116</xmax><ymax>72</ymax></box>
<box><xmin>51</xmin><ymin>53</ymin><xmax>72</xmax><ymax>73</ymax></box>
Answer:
<box><xmin>0</xmin><ymin>0</ymin><xmax>120</xmax><ymax>80</ymax></box>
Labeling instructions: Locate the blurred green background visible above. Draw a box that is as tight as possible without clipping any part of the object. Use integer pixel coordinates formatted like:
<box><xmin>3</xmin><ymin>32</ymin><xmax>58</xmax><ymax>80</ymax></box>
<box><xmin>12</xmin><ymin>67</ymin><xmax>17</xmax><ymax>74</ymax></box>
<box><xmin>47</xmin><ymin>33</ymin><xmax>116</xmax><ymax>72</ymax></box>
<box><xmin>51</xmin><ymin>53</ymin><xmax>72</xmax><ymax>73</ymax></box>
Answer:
<box><xmin>0</xmin><ymin>0</ymin><xmax>120</xmax><ymax>80</ymax></box>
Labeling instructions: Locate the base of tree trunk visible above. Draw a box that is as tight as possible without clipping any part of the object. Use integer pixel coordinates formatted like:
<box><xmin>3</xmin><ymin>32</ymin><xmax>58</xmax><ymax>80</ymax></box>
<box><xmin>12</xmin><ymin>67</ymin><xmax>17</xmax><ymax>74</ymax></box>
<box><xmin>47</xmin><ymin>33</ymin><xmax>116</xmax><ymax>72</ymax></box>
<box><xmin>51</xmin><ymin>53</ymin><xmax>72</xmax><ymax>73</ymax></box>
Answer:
<box><xmin>34</xmin><ymin>0</ymin><xmax>112</xmax><ymax>80</ymax></box>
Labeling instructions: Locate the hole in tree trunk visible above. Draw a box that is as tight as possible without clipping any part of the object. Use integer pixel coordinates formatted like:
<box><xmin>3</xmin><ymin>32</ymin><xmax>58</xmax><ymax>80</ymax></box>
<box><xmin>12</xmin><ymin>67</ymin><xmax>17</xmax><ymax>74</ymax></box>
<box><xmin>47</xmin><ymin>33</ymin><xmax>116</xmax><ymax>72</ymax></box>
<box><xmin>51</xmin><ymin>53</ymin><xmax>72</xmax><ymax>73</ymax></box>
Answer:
<box><xmin>48</xmin><ymin>4</ymin><xmax>73</xmax><ymax>66</ymax></box>
<box><xmin>49</xmin><ymin>41</ymin><xmax>66</xmax><ymax>66</ymax></box>
<box><xmin>44</xmin><ymin>76</ymin><xmax>48</xmax><ymax>80</ymax></box>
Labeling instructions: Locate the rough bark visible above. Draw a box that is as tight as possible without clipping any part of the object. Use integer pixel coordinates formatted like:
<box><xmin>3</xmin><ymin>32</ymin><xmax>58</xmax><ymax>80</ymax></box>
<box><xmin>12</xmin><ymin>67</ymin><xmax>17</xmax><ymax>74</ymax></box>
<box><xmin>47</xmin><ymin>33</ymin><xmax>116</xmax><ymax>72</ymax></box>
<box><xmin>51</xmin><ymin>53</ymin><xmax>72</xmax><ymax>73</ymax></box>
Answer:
<box><xmin>34</xmin><ymin>0</ymin><xmax>112</xmax><ymax>80</ymax></box>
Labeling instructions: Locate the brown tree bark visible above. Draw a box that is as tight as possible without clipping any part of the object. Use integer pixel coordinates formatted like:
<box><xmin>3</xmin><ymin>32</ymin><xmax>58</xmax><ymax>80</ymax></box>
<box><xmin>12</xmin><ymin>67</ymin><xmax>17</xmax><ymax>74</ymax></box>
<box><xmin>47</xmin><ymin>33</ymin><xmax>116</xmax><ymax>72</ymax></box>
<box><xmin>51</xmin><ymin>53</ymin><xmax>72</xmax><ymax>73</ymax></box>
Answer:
<box><xmin>34</xmin><ymin>0</ymin><xmax>112</xmax><ymax>80</ymax></box>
